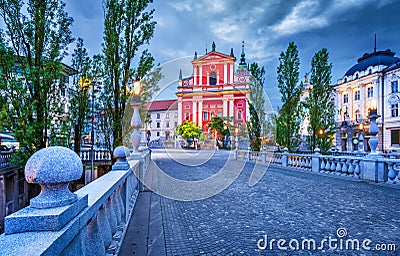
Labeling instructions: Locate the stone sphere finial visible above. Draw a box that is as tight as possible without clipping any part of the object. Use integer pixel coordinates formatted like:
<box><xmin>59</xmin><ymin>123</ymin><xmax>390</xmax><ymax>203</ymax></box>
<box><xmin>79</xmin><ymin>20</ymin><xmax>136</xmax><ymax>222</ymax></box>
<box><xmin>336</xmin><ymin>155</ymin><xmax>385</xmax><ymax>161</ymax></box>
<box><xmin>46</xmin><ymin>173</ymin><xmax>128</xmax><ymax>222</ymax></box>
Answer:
<box><xmin>113</xmin><ymin>146</ymin><xmax>131</xmax><ymax>159</ymax></box>
<box><xmin>112</xmin><ymin>146</ymin><xmax>131</xmax><ymax>171</ymax></box>
<box><xmin>25</xmin><ymin>146</ymin><xmax>83</xmax><ymax>208</ymax></box>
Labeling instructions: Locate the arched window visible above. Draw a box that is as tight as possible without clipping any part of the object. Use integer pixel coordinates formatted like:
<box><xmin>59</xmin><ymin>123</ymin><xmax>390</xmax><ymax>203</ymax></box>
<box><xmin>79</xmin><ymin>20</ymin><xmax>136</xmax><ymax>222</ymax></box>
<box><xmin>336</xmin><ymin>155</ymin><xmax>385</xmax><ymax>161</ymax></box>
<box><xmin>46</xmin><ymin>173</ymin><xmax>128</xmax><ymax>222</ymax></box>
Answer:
<box><xmin>210</xmin><ymin>72</ymin><xmax>217</xmax><ymax>85</ymax></box>
<box><xmin>237</xmin><ymin>109</ymin><xmax>242</xmax><ymax>120</ymax></box>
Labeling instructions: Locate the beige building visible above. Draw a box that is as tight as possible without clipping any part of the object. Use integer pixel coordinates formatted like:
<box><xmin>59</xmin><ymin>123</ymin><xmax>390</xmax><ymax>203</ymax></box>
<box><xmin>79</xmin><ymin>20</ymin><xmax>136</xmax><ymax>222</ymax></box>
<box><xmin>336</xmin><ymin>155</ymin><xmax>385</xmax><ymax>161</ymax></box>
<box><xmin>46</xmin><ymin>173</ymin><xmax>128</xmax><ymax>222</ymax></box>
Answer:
<box><xmin>334</xmin><ymin>48</ymin><xmax>400</xmax><ymax>152</ymax></box>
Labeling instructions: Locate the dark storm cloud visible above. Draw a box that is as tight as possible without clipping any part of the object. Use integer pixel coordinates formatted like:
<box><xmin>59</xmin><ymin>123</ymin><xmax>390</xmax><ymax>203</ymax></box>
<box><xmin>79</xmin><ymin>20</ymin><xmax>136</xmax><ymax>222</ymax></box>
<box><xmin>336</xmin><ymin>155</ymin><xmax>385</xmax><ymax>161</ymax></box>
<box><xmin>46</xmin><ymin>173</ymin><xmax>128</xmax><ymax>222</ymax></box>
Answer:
<box><xmin>61</xmin><ymin>0</ymin><xmax>400</xmax><ymax>108</ymax></box>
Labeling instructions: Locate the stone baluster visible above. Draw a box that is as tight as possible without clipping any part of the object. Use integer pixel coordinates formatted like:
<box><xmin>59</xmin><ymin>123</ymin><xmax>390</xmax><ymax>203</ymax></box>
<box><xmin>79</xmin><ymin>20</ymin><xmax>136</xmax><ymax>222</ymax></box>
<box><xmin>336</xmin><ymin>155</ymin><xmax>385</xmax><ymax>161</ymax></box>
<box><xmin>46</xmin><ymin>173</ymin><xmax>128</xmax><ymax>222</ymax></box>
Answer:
<box><xmin>335</xmin><ymin>159</ymin><xmax>342</xmax><ymax>175</ymax></box>
<box><xmin>330</xmin><ymin>158</ymin><xmax>336</xmax><ymax>173</ymax></box>
<box><xmin>387</xmin><ymin>162</ymin><xmax>396</xmax><ymax>184</ymax></box>
<box><xmin>320</xmin><ymin>157</ymin><xmax>326</xmax><ymax>172</ymax></box>
<box><xmin>347</xmin><ymin>159</ymin><xmax>354</xmax><ymax>176</ymax></box>
<box><xmin>105</xmin><ymin>197</ymin><xmax>118</xmax><ymax>237</ymax></box>
<box><xmin>354</xmin><ymin>160</ymin><xmax>361</xmax><ymax>178</ymax></box>
<box><xmin>84</xmin><ymin>216</ymin><xmax>105</xmax><ymax>255</ymax></box>
<box><xmin>324</xmin><ymin>158</ymin><xmax>330</xmax><ymax>173</ymax></box>
<box><xmin>341</xmin><ymin>158</ymin><xmax>348</xmax><ymax>176</ymax></box>
<box><xmin>97</xmin><ymin>205</ymin><xmax>112</xmax><ymax>251</ymax></box>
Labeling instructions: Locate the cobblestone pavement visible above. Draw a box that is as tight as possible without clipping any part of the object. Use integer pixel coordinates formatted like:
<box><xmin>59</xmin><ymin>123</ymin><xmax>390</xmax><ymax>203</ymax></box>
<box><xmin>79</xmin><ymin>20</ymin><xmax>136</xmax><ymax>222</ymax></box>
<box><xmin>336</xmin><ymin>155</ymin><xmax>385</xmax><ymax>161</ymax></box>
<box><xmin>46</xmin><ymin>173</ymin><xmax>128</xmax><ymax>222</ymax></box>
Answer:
<box><xmin>131</xmin><ymin>149</ymin><xmax>400</xmax><ymax>256</ymax></box>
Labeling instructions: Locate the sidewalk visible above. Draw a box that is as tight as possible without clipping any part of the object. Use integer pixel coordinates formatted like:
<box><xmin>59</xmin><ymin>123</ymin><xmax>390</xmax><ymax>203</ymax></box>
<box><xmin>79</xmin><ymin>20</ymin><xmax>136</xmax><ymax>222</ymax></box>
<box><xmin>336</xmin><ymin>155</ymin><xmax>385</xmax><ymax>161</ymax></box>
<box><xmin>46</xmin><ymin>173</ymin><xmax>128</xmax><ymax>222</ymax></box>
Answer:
<box><xmin>119</xmin><ymin>191</ymin><xmax>165</xmax><ymax>256</ymax></box>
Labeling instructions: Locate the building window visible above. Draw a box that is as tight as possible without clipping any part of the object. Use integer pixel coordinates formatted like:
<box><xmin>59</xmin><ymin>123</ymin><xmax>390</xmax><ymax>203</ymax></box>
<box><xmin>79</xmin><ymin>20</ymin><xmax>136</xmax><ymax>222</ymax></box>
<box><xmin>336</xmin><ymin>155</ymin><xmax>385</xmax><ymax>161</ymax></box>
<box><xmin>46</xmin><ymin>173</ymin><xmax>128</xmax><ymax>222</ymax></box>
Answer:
<box><xmin>166</xmin><ymin>113</ymin><xmax>169</xmax><ymax>119</ymax></box>
<box><xmin>203</xmin><ymin>112</ymin><xmax>208</xmax><ymax>121</ymax></box>
<box><xmin>237</xmin><ymin>109</ymin><xmax>242</xmax><ymax>120</ymax></box>
<box><xmin>156</xmin><ymin>113</ymin><xmax>161</xmax><ymax>119</ymax></box>
<box><xmin>185</xmin><ymin>112</ymin><xmax>190</xmax><ymax>120</ymax></box>
<box><xmin>355</xmin><ymin>109</ymin><xmax>360</xmax><ymax>122</ymax></box>
<box><xmin>343</xmin><ymin>94</ymin><xmax>348</xmax><ymax>103</ymax></box>
<box><xmin>174</xmin><ymin>122</ymin><xmax>177</xmax><ymax>127</ymax></box>
<box><xmin>210</xmin><ymin>72</ymin><xmax>217</xmax><ymax>85</ymax></box>
<box><xmin>367</xmin><ymin>87</ymin><xmax>373</xmax><ymax>98</ymax></box>
<box><xmin>174</xmin><ymin>112</ymin><xmax>178</xmax><ymax>118</ymax></box>
<box><xmin>157</xmin><ymin>131</ymin><xmax>160</xmax><ymax>137</ymax></box>
<box><xmin>391</xmin><ymin>104</ymin><xmax>399</xmax><ymax>117</ymax></box>
<box><xmin>391</xmin><ymin>81</ymin><xmax>398</xmax><ymax>93</ymax></box>
<box><xmin>354</xmin><ymin>91</ymin><xmax>360</xmax><ymax>101</ymax></box>
<box><xmin>156</xmin><ymin>122</ymin><xmax>161</xmax><ymax>128</ymax></box>
<box><xmin>166</xmin><ymin>121</ymin><xmax>169</xmax><ymax>128</ymax></box>
<box><xmin>218</xmin><ymin>111</ymin><xmax>222</xmax><ymax>117</ymax></box>
<box><xmin>391</xmin><ymin>130</ymin><xmax>400</xmax><ymax>145</ymax></box>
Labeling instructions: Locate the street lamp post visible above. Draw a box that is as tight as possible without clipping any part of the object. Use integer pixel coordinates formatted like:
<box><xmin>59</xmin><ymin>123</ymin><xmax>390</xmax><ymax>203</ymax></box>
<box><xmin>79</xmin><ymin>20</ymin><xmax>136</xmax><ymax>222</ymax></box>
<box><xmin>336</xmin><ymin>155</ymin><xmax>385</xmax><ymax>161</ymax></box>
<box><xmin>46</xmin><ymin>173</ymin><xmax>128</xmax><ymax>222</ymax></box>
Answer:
<box><xmin>358</xmin><ymin>123</ymin><xmax>364</xmax><ymax>152</ymax></box>
<box><xmin>367</xmin><ymin>99</ymin><xmax>380</xmax><ymax>154</ymax></box>
<box><xmin>90</xmin><ymin>79</ymin><xmax>98</xmax><ymax>181</ymax></box>
<box><xmin>235</xmin><ymin>127</ymin><xmax>239</xmax><ymax>150</ymax></box>
<box><xmin>130</xmin><ymin>80</ymin><xmax>142</xmax><ymax>153</ymax></box>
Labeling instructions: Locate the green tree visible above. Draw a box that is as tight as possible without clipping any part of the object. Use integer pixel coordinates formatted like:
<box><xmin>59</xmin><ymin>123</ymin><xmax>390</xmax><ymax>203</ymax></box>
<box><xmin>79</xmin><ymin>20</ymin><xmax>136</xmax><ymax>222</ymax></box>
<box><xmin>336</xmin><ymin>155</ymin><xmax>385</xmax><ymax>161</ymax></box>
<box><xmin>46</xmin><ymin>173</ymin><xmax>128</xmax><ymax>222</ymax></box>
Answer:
<box><xmin>0</xmin><ymin>0</ymin><xmax>73</xmax><ymax>163</ymax></box>
<box><xmin>246</xmin><ymin>102</ymin><xmax>262</xmax><ymax>151</ymax></box>
<box><xmin>102</xmin><ymin>0</ymin><xmax>156</xmax><ymax>149</ymax></box>
<box><xmin>306</xmin><ymin>48</ymin><xmax>335</xmax><ymax>152</ymax></box>
<box><xmin>176</xmin><ymin>121</ymin><xmax>201</xmax><ymax>141</ymax></box>
<box><xmin>249</xmin><ymin>62</ymin><xmax>266</xmax><ymax>134</ymax></box>
<box><xmin>276</xmin><ymin>42</ymin><xmax>302</xmax><ymax>151</ymax></box>
<box><xmin>69</xmin><ymin>38</ymin><xmax>92</xmax><ymax>154</ymax></box>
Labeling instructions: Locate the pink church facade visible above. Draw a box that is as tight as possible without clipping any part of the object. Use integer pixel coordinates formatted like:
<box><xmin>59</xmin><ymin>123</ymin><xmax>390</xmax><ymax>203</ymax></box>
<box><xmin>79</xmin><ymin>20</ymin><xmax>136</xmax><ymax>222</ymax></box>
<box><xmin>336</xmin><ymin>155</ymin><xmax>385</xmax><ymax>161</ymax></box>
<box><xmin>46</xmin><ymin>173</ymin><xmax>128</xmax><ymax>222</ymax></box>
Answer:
<box><xmin>176</xmin><ymin>42</ymin><xmax>251</xmax><ymax>133</ymax></box>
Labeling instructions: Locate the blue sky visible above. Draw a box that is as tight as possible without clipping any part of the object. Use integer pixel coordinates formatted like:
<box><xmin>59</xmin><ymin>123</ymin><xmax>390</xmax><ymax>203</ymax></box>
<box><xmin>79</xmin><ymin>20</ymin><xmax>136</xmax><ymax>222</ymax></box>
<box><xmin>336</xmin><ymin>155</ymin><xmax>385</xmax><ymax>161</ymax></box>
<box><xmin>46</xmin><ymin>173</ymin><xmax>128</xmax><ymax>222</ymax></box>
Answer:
<box><xmin>64</xmin><ymin>0</ymin><xmax>400</xmax><ymax>108</ymax></box>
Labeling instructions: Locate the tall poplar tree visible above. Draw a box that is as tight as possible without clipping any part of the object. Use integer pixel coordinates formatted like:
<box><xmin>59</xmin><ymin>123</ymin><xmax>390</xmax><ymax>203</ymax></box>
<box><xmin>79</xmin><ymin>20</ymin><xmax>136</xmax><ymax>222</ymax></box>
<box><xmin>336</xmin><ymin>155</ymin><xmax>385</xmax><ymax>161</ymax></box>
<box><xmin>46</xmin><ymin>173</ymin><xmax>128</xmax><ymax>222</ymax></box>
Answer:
<box><xmin>249</xmin><ymin>62</ymin><xmax>266</xmax><ymax>135</ymax></box>
<box><xmin>102</xmin><ymin>0</ymin><xmax>156</xmax><ymax>149</ymax></box>
<box><xmin>69</xmin><ymin>38</ymin><xmax>92</xmax><ymax>155</ymax></box>
<box><xmin>276</xmin><ymin>42</ymin><xmax>302</xmax><ymax>151</ymax></box>
<box><xmin>306</xmin><ymin>48</ymin><xmax>335</xmax><ymax>152</ymax></box>
<box><xmin>0</xmin><ymin>0</ymin><xmax>73</xmax><ymax>162</ymax></box>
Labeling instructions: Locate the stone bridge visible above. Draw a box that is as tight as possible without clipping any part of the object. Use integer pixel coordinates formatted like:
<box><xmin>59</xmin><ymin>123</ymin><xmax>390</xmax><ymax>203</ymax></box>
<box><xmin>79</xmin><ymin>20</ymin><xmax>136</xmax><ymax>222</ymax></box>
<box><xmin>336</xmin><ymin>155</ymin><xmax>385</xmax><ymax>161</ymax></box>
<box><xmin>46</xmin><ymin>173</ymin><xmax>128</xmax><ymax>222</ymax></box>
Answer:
<box><xmin>1</xmin><ymin>147</ymin><xmax>399</xmax><ymax>255</ymax></box>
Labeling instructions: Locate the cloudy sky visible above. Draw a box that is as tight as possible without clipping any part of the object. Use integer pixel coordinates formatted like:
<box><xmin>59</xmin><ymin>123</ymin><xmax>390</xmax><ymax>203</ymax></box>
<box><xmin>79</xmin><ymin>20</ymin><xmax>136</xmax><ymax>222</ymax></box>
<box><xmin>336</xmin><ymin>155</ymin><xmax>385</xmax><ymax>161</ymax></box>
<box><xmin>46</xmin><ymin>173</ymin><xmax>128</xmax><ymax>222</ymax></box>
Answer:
<box><xmin>65</xmin><ymin>0</ymin><xmax>400</xmax><ymax>108</ymax></box>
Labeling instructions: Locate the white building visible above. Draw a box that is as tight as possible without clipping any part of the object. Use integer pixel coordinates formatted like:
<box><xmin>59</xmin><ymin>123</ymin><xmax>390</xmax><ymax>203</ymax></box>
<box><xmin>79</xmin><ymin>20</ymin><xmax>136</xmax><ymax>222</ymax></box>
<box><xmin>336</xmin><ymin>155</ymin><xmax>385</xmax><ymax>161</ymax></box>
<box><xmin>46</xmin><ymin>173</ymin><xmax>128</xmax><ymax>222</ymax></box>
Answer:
<box><xmin>334</xmin><ymin>48</ymin><xmax>400</xmax><ymax>152</ymax></box>
<box><xmin>146</xmin><ymin>99</ymin><xmax>179</xmax><ymax>142</ymax></box>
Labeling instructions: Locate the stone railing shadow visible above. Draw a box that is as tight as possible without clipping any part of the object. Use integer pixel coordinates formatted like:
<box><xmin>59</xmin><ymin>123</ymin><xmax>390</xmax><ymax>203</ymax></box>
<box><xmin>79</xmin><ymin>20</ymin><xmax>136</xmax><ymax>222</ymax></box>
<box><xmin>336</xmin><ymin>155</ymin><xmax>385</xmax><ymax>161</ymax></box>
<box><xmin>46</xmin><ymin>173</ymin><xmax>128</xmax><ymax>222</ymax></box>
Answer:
<box><xmin>0</xmin><ymin>145</ymin><xmax>151</xmax><ymax>256</ymax></box>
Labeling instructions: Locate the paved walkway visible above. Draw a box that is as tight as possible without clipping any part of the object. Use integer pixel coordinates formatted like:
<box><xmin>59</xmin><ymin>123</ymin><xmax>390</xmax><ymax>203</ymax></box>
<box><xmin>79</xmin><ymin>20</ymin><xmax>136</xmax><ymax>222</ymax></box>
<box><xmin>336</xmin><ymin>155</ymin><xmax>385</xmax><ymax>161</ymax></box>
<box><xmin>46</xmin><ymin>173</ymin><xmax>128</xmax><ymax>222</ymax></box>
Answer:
<box><xmin>120</xmin><ymin>149</ymin><xmax>400</xmax><ymax>255</ymax></box>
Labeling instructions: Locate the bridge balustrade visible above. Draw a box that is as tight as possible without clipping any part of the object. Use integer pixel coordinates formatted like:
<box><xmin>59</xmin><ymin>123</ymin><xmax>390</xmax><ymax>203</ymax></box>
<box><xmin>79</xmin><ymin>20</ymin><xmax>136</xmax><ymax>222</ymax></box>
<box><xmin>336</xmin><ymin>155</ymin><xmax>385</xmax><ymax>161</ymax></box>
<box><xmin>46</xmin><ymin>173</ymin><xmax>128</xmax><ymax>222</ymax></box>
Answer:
<box><xmin>0</xmin><ymin>146</ymin><xmax>151</xmax><ymax>256</ymax></box>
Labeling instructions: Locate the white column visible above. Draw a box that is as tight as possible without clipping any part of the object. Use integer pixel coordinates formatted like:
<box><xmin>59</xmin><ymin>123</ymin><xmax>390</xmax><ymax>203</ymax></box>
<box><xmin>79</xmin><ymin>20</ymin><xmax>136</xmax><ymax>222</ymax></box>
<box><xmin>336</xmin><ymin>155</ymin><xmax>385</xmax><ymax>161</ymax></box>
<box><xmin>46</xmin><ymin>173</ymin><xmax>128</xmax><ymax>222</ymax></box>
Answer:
<box><xmin>246</xmin><ymin>96</ymin><xmax>250</xmax><ymax>121</ymax></box>
<box><xmin>229</xmin><ymin>99</ymin><xmax>234</xmax><ymax>119</ymax></box>
<box><xmin>192</xmin><ymin>100</ymin><xmax>197</xmax><ymax>124</ymax></box>
<box><xmin>230</xmin><ymin>64</ymin><xmax>234</xmax><ymax>84</ymax></box>
<box><xmin>335</xmin><ymin>90</ymin><xmax>339</xmax><ymax>121</ymax></box>
<box><xmin>207</xmin><ymin>72</ymin><xmax>209</xmax><ymax>85</ymax></box>
<box><xmin>178</xmin><ymin>99</ymin><xmax>182</xmax><ymax>125</ymax></box>
<box><xmin>374</xmin><ymin>79</ymin><xmax>380</xmax><ymax>115</ymax></box>
<box><xmin>223</xmin><ymin>99</ymin><xmax>228</xmax><ymax>117</ymax></box>
<box><xmin>348</xmin><ymin>88</ymin><xmax>352</xmax><ymax>120</ymax></box>
<box><xmin>199</xmin><ymin>66</ymin><xmax>203</xmax><ymax>85</ymax></box>
<box><xmin>217</xmin><ymin>72</ymin><xmax>220</xmax><ymax>85</ymax></box>
<box><xmin>359</xmin><ymin>83</ymin><xmax>364</xmax><ymax>121</ymax></box>
<box><xmin>198</xmin><ymin>100</ymin><xmax>203</xmax><ymax>129</ymax></box>
<box><xmin>194</xmin><ymin>66</ymin><xmax>197</xmax><ymax>86</ymax></box>
<box><xmin>224</xmin><ymin>64</ymin><xmax>227</xmax><ymax>84</ymax></box>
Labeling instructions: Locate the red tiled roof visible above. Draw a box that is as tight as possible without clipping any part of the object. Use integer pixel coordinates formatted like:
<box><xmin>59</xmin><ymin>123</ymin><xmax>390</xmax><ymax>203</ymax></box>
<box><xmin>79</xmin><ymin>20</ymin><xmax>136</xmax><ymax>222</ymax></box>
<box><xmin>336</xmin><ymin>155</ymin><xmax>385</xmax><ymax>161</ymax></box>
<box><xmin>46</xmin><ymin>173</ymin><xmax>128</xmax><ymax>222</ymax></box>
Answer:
<box><xmin>147</xmin><ymin>99</ymin><xmax>178</xmax><ymax>111</ymax></box>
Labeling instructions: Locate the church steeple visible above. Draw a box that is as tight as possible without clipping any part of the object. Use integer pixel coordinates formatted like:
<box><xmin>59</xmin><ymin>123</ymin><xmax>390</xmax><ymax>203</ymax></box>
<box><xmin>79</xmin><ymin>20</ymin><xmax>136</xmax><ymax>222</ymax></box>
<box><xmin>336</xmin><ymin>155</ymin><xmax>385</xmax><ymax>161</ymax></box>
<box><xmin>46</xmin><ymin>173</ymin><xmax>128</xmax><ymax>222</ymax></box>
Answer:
<box><xmin>239</xmin><ymin>41</ymin><xmax>247</xmax><ymax>69</ymax></box>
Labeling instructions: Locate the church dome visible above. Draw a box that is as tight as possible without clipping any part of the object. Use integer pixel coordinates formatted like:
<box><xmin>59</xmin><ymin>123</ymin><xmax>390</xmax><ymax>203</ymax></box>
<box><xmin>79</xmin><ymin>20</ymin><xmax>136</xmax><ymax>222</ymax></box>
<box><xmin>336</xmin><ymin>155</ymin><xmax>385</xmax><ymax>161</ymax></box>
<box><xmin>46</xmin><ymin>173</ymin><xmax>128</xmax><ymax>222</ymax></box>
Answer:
<box><xmin>344</xmin><ymin>49</ymin><xmax>400</xmax><ymax>77</ymax></box>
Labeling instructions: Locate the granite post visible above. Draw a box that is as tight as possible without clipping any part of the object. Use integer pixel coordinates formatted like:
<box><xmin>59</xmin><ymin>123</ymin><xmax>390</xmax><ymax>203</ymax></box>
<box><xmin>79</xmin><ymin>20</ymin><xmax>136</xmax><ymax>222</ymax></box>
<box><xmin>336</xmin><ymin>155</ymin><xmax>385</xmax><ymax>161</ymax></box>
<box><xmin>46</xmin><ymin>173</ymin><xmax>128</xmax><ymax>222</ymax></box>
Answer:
<box><xmin>312</xmin><ymin>148</ymin><xmax>321</xmax><ymax>172</ymax></box>
<box><xmin>4</xmin><ymin>146</ymin><xmax>88</xmax><ymax>234</ymax></box>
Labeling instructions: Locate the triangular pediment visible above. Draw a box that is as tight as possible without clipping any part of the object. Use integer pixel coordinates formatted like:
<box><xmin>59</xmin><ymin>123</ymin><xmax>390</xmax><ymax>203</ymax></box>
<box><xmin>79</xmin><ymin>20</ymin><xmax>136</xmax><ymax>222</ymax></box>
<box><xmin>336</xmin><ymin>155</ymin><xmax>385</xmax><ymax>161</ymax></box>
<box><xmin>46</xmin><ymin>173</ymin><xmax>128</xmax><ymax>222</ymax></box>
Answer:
<box><xmin>193</xmin><ymin>51</ymin><xmax>236</xmax><ymax>63</ymax></box>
